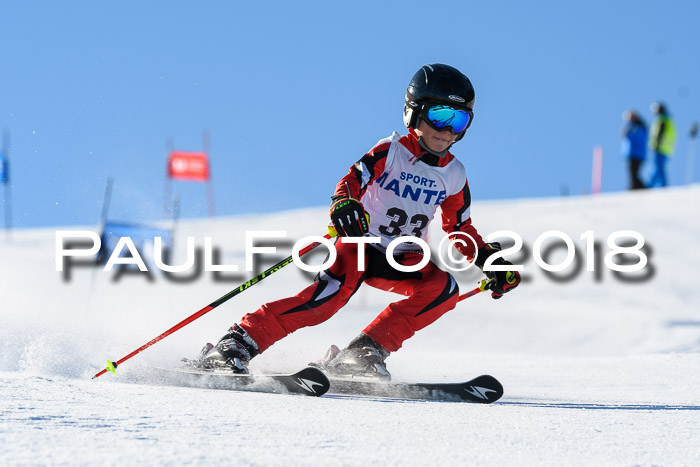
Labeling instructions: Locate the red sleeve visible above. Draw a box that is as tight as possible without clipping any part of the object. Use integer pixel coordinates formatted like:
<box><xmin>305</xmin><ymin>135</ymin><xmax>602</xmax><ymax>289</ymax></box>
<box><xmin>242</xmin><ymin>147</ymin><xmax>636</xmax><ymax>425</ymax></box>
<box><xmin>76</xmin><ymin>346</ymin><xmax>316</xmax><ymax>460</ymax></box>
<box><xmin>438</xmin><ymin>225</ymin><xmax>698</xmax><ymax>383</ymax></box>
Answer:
<box><xmin>440</xmin><ymin>181</ymin><xmax>485</xmax><ymax>261</ymax></box>
<box><xmin>334</xmin><ymin>142</ymin><xmax>391</xmax><ymax>200</ymax></box>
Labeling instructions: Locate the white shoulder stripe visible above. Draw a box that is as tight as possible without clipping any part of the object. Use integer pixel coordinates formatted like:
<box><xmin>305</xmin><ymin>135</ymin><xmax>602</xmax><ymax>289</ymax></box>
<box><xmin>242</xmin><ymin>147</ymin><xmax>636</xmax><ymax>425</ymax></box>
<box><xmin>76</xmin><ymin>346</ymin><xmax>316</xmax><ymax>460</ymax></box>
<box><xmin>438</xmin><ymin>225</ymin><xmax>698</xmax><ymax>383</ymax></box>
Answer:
<box><xmin>359</xmin><ymin>161</ymin><xmax>371</xmax><ymax>188</ymax></box>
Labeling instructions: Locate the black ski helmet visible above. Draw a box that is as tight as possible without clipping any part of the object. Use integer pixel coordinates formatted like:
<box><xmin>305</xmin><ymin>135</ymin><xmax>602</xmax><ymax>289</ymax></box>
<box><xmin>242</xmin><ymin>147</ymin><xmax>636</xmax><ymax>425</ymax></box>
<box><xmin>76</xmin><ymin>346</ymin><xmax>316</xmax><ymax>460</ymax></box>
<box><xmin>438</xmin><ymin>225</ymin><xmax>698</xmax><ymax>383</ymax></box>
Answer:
<box><xmin>403</xmin><ymin>64</ymin><xmax>475</xmax><ymax>141</ymax></box>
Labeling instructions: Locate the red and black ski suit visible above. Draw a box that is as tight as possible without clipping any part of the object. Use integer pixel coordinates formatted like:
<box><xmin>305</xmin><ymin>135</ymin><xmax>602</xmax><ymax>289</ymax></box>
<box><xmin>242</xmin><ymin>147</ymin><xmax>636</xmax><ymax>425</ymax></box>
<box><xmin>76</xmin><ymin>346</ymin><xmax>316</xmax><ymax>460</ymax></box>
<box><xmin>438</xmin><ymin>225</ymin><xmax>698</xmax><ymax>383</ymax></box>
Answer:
<box><xmin>239</xmin><ymin>129</ymin><xmax>485</xmax><ymax>354</ymax></box>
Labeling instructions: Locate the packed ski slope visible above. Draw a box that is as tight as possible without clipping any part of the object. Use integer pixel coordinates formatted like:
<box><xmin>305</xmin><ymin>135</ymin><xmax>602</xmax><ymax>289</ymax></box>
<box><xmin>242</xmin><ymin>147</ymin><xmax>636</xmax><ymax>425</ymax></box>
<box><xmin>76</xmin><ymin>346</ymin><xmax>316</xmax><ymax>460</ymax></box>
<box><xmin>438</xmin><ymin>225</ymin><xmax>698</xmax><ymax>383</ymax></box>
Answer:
<box><xmin>1</xmin><ymin>186</ymin><xmax>699</xmax><ymax>465</ymax></box>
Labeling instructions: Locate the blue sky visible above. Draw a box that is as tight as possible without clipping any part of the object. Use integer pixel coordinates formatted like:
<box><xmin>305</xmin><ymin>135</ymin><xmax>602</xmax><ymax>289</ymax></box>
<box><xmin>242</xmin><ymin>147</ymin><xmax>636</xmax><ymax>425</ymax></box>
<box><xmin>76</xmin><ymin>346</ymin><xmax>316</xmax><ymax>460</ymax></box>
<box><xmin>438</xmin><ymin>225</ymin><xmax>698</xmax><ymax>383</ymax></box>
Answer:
<box><xmin>2</xmin><ymin>1</ymin><xmax>699</xmax><ymax>229</ymax></box>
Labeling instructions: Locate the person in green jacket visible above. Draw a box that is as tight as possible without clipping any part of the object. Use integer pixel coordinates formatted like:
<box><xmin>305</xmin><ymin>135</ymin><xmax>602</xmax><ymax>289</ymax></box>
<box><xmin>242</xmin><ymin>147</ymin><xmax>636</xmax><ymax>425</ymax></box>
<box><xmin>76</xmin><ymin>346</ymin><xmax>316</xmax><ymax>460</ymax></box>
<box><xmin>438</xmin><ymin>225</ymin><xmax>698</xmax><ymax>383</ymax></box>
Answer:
<box><xmin>648</xmin><ymin>102</ymin><xmax>677</xmax><ymax>187</ymax></box>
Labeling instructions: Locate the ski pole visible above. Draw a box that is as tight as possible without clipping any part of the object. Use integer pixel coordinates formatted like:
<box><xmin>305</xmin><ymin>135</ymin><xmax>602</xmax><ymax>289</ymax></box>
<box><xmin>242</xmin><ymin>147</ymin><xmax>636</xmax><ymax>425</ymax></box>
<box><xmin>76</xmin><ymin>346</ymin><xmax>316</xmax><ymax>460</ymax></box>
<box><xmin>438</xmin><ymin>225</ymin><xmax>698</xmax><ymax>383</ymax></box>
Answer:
<box><xmin>457</xmin><ymin>278</ymin><xmax>494</xmax><ymax>302</ymax></box>
<box><xmin>93</xmin><ymin>233</ymin><xmax>332</xmax><ymax>379</ymax></box>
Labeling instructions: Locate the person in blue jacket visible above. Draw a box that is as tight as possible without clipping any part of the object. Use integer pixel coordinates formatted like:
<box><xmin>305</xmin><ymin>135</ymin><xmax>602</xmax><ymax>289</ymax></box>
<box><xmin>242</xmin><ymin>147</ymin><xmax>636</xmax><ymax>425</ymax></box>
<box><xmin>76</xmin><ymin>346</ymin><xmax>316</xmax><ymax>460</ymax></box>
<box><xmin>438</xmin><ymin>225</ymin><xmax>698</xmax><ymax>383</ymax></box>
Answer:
<box><xmin>621</xmin><ymin>110</ymin><xmax>647</xmax><ymax>190</ymax></box>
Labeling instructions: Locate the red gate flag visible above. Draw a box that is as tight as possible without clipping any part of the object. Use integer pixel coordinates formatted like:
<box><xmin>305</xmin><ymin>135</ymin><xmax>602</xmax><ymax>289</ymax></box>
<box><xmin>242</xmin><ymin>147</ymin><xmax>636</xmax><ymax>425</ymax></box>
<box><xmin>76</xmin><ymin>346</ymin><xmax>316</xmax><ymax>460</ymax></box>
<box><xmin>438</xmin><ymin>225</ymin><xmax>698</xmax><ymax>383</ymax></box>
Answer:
<box><xmin>168</xmin><ymin>151</ymin><xmax>209</xmax><ymax>182</ymax></box>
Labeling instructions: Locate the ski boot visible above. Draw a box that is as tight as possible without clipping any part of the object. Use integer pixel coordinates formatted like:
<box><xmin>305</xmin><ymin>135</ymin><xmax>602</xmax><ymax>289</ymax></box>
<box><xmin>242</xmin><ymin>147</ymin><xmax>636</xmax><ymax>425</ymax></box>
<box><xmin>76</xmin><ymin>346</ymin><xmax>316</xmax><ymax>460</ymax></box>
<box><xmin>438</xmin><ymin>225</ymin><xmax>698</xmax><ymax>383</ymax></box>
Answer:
<box><xmin>323</xmin><ymin>333</ymin><xmax>391</xmax><ymax>380</ymax></box>
<box><xmin>197</xmin><ymin>324</ymin><xmax>260</xmax><ymax>374</ymax></box>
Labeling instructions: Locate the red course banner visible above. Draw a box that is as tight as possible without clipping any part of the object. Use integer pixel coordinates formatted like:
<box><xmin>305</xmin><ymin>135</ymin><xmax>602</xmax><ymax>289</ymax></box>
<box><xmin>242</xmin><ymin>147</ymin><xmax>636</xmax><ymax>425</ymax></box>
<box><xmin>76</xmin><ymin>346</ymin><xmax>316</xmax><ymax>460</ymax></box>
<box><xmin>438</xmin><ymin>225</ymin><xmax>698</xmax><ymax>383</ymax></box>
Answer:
<box><xmin>168</xmin><ymin>151</ymin><xmax>209</xmax><ymax>182</ymax></box>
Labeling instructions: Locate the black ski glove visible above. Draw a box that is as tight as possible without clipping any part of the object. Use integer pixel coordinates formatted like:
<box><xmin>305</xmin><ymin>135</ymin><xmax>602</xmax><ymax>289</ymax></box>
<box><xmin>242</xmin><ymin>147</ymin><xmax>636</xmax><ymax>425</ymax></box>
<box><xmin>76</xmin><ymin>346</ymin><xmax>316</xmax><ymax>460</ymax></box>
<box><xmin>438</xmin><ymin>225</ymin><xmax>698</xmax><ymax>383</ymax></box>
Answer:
<box><xmin>330</xmin><ymin>197</ymin><xmax>369</xmax><ymax>237</ymax></box>
<box><xmin>475</xmin><ymin>242</ymin><xmax>521</xmax><ymax>299</ymax></box>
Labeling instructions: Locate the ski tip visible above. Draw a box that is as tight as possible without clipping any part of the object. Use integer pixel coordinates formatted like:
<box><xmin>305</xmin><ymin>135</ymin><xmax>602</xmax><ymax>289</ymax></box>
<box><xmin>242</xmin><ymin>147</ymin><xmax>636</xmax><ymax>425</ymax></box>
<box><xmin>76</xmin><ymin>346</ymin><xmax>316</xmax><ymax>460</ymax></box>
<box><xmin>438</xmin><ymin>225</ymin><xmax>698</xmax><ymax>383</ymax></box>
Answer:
<box><xmin>289</xmin><ymin>367</ymin><xmax>331</xmax><ymax>396</ymax></box>
<box><xmin>467</xmin><ymin>374</ymin><xmax>504</xmax><ymax>403</ymax></box>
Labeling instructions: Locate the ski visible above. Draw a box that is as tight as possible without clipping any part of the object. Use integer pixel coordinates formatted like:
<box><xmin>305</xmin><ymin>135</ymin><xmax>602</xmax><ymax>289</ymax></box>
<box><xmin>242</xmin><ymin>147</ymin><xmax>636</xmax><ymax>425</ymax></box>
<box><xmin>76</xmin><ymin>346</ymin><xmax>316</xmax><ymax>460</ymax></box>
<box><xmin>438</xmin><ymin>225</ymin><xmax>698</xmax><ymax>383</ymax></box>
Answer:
<box><xmin>326</xmin><ymin>374</ymin><xmax>503</xmax><ymax>403</ymax></box>
<box><xmin>153</xmin><ymin>366</ymin><xmax>330</xmax><ymax>397</ymax></box>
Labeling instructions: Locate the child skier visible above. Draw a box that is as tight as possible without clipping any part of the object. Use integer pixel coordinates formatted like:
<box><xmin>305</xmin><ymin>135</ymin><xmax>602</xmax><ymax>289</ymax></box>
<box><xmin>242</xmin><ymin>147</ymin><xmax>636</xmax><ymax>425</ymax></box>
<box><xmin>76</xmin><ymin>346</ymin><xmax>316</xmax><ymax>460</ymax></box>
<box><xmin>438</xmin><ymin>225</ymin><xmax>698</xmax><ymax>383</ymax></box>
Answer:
<box><xmin>199</xmin><ymin>64</ymin><xmax>521</xmax><ymax>379</ymax></box>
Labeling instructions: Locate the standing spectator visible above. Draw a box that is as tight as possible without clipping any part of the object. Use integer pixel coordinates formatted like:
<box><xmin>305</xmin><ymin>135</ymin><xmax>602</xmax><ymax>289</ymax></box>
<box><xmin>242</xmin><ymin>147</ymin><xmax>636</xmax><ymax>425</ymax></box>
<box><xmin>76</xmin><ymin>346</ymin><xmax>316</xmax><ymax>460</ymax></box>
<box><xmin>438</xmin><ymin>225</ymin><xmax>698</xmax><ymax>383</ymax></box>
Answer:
<box><xmin>648</xmin><ymin>102</ymin><xmax>677</xmax><ymax>187</ymax></box>
<box><xmin>621</xmin><ymin>110</ymin><xmax>647</xmax><ymax>190</ymax></box>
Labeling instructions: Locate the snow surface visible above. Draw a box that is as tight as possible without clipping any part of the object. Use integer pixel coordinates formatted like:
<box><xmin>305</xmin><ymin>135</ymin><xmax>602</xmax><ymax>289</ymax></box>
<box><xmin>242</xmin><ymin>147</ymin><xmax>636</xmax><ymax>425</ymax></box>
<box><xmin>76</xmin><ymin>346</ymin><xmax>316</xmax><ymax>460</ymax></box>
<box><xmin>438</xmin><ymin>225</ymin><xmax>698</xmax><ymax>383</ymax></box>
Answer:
<box><xmin>2</xmin><ymin>186</ymin><xmax>700</xmax><ymax>465</ymax></box>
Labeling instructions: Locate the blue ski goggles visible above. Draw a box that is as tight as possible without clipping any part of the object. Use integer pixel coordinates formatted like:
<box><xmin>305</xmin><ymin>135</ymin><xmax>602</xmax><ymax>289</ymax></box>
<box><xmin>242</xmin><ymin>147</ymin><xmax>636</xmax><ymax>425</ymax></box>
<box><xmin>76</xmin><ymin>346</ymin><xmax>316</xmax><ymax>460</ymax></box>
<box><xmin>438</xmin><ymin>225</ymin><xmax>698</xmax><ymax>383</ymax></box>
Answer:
<box><xmin>422</xmin><ymin>103</ymin><xmax>472</xmax><ymax>134</ymax></box>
